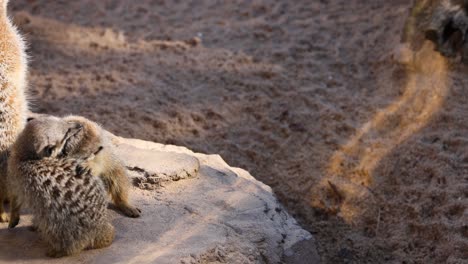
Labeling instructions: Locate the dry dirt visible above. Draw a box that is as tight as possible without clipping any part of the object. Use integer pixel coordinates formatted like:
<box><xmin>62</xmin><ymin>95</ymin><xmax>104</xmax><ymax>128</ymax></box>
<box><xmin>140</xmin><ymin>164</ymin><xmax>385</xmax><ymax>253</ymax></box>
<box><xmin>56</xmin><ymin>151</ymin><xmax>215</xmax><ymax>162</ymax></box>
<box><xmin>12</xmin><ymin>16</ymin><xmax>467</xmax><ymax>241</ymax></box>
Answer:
<box><xmin>7</xmin><ymin>0</ymin><xmax>468</xmax><ymax>263</ymax></box>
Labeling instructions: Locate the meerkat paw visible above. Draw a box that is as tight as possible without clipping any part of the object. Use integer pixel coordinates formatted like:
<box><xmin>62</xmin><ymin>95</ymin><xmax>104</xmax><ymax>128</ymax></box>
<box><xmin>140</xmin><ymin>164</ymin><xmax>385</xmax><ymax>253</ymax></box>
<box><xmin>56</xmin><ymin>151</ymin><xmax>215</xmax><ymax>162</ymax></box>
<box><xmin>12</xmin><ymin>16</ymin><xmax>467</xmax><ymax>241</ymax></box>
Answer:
<box><xmin>46</xmin><ymin>249</ymin><xmax>67</xmax><ymax>258</ymax></box>
<box><xmin>119</xmin><ymin>204</ymin><xmax>141</xmax><ymax>218</ymax></box>
<box><xmin>8</xmin><ymin>216</ymin><xmax>19</xmax><ymax>228</ymax></box>
<box><xmin>0</xmin><ymin>212</ymin><xmax>9</xmax><ymax>222</ymax></box>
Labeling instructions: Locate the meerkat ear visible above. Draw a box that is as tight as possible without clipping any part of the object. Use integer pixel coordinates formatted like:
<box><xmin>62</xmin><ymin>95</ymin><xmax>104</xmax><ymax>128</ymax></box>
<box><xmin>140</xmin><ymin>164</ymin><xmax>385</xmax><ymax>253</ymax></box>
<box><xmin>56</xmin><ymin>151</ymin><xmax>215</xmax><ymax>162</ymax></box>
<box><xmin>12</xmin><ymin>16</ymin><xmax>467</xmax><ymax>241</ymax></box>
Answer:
<box><xmin>27</xmin><ymin>117</ymin><xmax>35</xmax><ymax>122</ymax></box>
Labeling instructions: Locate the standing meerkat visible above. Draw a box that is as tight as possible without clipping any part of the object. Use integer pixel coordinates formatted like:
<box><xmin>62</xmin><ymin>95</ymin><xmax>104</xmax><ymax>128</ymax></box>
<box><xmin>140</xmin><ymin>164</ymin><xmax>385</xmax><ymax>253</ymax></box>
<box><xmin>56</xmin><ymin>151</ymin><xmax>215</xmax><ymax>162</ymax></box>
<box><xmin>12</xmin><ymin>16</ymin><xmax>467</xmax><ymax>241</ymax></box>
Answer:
<box><xmin>8</xmin><ymin>117</ymin><xmax>114</xmax><ymax>257</ymax></box>
<box><xmin>0</xmin><ymin>0</ymin><xmax>29</xmax><ymax>222</ymax></box>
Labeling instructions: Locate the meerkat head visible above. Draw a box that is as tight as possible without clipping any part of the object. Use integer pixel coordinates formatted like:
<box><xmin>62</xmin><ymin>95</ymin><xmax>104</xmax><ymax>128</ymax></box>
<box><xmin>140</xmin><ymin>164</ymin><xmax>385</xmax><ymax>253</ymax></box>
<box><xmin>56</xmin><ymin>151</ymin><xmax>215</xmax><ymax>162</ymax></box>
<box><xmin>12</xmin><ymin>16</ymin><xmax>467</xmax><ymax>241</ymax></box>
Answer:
<box><xmin>61</xmin><ymin>115</ymin><xmax>105</xmax><ymax>158</ymax></box>
<box><xmin>13</xmin><ymin>116</ymin><xmax>84</xmax><ymax>161</ymax></box>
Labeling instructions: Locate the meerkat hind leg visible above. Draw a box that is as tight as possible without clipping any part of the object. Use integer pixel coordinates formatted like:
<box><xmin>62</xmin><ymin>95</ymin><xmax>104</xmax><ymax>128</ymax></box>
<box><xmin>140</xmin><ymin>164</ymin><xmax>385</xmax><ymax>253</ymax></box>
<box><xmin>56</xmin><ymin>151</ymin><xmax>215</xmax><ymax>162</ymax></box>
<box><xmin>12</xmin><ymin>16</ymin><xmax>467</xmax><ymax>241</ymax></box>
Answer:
<box><xmin>46</xmin><ymin>249</ymin><xmax>67</xmax><ymax>258</ymax></box>
<box><xmin>46</xmin><ymin>248</ymin><xmax>79</xmax><ymax>258</ymax></box>
<box><xmin>46</xmin><ymin>237</ymin><xmax>86</xmax><ymax>258</ymax></box>
<box><xmin>91</xmin><ymin>223</ymin><xmax>115</xmax><ymax>249</ymax></box>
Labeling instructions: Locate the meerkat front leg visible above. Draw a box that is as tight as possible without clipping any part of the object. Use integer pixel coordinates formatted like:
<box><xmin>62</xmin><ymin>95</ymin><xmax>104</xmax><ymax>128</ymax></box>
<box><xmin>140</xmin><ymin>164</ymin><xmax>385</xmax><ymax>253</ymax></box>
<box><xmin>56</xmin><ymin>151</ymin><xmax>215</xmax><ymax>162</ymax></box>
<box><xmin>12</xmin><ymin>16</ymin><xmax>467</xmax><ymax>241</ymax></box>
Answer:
<box><xmin>0</xmin><ymin>164</ymin><xmax>8</xmax><ymax>223</ymax></box>
<box><xmin>0</xmin><ymin>196</ymin><xmax>8</xmax><ymax>222</ymax></box>
<box><xmin>0</xmin><ymin>159</ymin><xmax>9</xmax><ymax>222</ymax></box>
<box><xmin>8</xmin><ymin>195</ymin><xmax>21</xmax><ymax>228</ymax></box>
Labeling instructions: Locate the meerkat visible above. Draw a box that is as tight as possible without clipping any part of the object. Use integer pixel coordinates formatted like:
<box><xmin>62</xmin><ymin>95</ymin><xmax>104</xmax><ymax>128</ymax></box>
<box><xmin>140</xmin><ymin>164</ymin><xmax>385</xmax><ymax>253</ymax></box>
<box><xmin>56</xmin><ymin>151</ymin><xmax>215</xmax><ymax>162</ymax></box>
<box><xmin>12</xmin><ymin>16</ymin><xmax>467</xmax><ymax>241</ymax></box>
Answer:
<box><xmin>7</xmin><ymin>117</ymin><xmax>114</xmax><ymax>257</ymax></box>
<box><xmin>7</xmin><ymin>114</ymin><xmax>141</xmax><ymax>225</ymax></box>
<box><xmin>0</xmin><ymin>0</ymin><xmax>29</xmax><ymax>223</ymax></box>
<box><xmin>60</xmin><ymin>115</ymin><xmax>141</xmax><ymax>218</ymax></box>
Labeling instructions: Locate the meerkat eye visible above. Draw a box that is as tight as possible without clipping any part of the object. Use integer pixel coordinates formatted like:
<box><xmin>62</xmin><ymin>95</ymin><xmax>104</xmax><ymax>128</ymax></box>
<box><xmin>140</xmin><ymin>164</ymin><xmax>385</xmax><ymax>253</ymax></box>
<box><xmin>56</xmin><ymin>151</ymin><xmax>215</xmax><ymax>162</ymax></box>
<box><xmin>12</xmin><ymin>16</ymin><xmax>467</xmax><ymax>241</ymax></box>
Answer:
<box><xmin>43</xmin><ymin>145</ymin><xmax>55</xmax><ymax>157</ymax></box>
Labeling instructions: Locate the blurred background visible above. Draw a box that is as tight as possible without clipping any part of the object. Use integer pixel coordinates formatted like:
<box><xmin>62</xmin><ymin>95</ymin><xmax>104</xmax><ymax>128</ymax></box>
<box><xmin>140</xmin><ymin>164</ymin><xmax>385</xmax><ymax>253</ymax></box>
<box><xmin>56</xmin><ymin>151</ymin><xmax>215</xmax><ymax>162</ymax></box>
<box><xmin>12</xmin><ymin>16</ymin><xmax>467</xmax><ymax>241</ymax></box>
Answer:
<box><xmin>9</xmin><ymin>1</ymin><xmax>468</xmax><ymax>263</ymax></box>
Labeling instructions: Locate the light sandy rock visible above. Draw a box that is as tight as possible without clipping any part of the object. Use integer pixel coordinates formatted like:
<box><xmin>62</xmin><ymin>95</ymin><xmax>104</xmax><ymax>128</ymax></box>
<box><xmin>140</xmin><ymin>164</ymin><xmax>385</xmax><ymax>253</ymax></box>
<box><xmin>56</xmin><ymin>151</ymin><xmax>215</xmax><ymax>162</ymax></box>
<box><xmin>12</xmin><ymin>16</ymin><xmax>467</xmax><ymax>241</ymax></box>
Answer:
<box><xmin>0</xmin><ymin>134</ymin><xmax>318</xmax><ymax>264</ymax></box>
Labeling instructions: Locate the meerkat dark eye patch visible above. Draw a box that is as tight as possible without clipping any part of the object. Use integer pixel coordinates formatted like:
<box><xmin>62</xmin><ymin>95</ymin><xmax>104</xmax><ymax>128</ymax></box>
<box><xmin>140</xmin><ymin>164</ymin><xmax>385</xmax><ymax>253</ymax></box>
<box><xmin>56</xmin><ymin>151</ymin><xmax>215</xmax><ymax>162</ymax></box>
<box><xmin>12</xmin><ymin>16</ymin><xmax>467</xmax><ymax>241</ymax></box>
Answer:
<box><xmin>94</xmin><ymin>146</ymin><xmax>104</xmax><ymax>155</ymax></box>
<box><xmin>27</xmin><ymin>117</ymin><xmax>35</xmax><ymax>122</ymax></box>
<box><xmin>43</xmin><ymin>145</ymin><xmax>55</xmax><ymax>157</ymax></box>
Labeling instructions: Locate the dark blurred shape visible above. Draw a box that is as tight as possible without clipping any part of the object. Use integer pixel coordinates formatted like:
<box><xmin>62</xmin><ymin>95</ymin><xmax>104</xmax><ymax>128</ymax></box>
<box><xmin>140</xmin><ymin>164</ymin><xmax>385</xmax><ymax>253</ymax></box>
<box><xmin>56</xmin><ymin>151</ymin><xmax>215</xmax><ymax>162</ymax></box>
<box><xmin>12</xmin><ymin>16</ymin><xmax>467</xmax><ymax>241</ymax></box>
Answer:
<box><xmin>424</xmin><ymin>0</ymin><xmax>468</xmax><ymax>62</ymax></box>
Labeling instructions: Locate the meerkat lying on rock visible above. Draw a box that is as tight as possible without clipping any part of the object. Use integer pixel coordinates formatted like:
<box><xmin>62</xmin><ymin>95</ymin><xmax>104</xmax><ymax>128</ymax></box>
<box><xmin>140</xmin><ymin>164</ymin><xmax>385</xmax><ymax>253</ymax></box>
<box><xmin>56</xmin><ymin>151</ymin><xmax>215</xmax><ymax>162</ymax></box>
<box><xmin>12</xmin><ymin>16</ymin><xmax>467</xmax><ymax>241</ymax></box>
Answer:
<box><xmin>7</xmin><ymin>117</ymin><xmax>114</xmax><ymax>257</ymax></box>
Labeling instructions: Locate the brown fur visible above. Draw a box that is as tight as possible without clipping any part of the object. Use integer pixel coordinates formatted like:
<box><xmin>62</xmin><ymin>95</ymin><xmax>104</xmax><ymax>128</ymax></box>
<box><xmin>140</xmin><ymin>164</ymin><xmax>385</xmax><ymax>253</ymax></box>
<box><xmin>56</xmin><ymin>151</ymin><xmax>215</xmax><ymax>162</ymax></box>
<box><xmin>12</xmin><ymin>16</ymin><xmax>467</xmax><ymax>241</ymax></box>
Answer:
<box><xmin>8</xmin><ymin>118</ymin><xmax>114</xmax><ymax>257</ymax></box>
<box><xmin>62</xmin><ymin>115</ymin><xmax>141</xmax><ymax>218</ymax></box>
<box><xmin>0</xmin><ymin>0</ymin><xmax>29</xmax><ymax>223</ymax></box>
<box><xmin>7</xmin><ymin>115</ymin><xmax>82</xmax><ymax>228</ymax></box>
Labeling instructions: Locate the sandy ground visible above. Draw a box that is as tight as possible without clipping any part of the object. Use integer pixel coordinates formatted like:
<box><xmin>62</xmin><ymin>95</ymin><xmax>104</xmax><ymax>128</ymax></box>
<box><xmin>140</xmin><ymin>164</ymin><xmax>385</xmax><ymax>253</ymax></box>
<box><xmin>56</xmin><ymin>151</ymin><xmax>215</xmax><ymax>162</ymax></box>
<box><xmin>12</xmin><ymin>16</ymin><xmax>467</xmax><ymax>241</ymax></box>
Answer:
<box><xmin>7</xmin><ymin>0</ymin><xmax>467</xmax><ymax>263</ymax></box>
